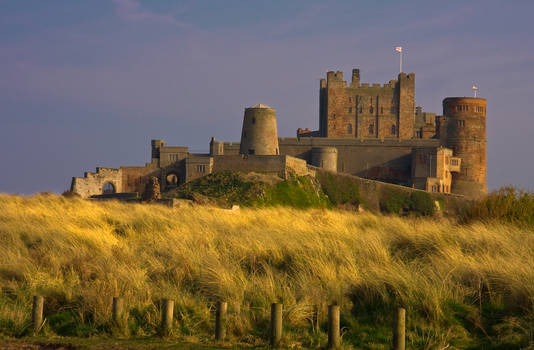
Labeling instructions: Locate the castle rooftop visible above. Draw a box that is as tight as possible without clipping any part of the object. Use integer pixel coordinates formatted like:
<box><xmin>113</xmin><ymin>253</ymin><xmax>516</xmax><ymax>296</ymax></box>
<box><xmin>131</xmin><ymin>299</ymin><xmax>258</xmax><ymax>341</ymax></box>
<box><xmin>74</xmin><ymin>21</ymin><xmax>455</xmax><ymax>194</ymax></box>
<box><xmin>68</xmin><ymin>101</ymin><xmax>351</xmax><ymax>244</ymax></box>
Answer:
<box><xmin>249</xmin><ymin>103</ymin><xmax>273</xmax><ymax>109</ymax></box>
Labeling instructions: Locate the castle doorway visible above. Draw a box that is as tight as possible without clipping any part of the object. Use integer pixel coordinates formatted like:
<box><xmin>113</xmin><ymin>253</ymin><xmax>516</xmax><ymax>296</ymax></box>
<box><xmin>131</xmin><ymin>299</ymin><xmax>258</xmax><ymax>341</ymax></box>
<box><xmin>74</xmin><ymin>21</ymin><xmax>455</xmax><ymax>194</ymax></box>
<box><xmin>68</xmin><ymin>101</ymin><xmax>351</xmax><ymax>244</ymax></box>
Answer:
<box><xmin>102</xmin><ymin>182</ymin><xmax>116</xmax><ymax>194</ymax></box>
<box><xmin>165</xmin><ymin>173</ymin><xmax>179</xmax><ymax>189</ymax></box>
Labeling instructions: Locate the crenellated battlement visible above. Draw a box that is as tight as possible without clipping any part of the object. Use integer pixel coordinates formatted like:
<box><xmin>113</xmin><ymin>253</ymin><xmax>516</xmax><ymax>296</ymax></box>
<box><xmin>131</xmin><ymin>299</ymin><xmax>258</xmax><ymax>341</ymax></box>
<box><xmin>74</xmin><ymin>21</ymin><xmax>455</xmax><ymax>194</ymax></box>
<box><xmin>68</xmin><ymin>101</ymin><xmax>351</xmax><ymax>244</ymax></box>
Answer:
<box><xmin>70</xmin><ymin>65</ymin><xmax>487</xmax><ymax>200</ymax></box>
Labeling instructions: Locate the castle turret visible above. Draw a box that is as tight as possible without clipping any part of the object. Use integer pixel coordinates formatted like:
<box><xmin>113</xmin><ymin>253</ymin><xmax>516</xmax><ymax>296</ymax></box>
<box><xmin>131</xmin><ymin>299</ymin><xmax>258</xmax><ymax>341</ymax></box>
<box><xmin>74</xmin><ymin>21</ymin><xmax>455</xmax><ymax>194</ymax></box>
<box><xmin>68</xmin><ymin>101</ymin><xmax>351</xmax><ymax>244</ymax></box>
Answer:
<box><xmin>311</xmin><ymin>147</ymin><xmax>338</xmax><ymax>172</ymax></box>
<box><xmin>239</xmin><ymin>104</ymin><xmax>279</xmax><ymax>155</ymax></box>
<box><xmin>209</xmin><ymin>137</ymin><xmax>224</xmax><ymax>156</ymax></box>
<box><xmin>151</xmin><ymin>139</ymin><xmax>165</xmax><ymax>163</ymax></box>
<box><xmin>397</xmin><ymin>72</ymin><xmax>415</xmax><ymax>139</ymax></box>
<box><xmin>443</xmin><ymin>97</ymin><xmax>487</xmax><ymax>198</ymax></box>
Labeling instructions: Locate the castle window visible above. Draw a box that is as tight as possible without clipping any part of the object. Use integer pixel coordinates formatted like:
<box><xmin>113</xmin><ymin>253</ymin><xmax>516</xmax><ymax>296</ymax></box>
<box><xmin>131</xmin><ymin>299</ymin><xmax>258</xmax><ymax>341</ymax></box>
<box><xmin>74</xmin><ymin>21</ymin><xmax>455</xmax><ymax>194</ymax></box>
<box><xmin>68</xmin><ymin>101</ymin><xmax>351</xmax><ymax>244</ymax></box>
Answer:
<box><xmin>370</xmin><ymin>106</ymin><xmax>374</xmax><ymax>113</ymax></box>
<box><xmin>391</xmin><ymin>125</ymin><xmax>396</xmax><ymax>135</ymax></box>
<box><xmin>451</xmin><ymin>159</ymin><xmax>458</xmax><ymax>166</ymax></box>
<box><xmin>359</xmin><ymin>107</ymin><xmax>363</xmax><ymax>113</ymax></box>
<box><xmin>457</xmin><ymin>120</ymin><xmax>465</xmax><ymax>127</ymax></box>
<box><xmin>457</xmin><ymin>105</ymin><xmax>462</xmax><ymax>112</ymax></box>
<box><xmin>332</xmin><ymin>114</ymin><xmax>336</xmax><ymax>119</ymax></box>
<box><xmin>416</xmin><ymin>130</ymin><xmax>422</xmax><ymax>138</ymax></box>
<box><xmin>349</xmin><ymin>97</ymin><xmax>352</xmax><ymax>103</ymax></box>
<box><xmin>196</xmin><ymin>165</ymin><xmax>206</xmax><ymax>173</ymax></box>
<box><xmin>348</xmin><ymin>123</ymin><xmax>353</xmax><ymax>134</ymax></box>
<box><xmin>348</xmin><ymin>107</ymin><xmax>352</xmax><ymax>113</ymax></box>
<box><xmin>252</xmin><ymin>117</ymin><xmax>256</xmax><ymax>124</ymax></box>
<box><xmin>369</xmin><ymin>124</ymin><xmax>374</xmax><ymax>135</ymax></box>
<box><xmin>381</xmin><ymin>107</ymin><xmax>384</xmax><ymax>114</ymax></box>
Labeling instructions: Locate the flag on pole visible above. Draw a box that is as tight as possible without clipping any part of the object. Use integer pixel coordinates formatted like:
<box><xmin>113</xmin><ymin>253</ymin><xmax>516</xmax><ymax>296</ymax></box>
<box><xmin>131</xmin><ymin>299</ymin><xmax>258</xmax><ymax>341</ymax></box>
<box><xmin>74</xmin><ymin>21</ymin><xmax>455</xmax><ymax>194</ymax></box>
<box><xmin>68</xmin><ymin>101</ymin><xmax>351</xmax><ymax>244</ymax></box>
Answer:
<box><xmin>395</xmin><ymin>46</ymin><xmax>402</xmax><ymax>53</ymax></box>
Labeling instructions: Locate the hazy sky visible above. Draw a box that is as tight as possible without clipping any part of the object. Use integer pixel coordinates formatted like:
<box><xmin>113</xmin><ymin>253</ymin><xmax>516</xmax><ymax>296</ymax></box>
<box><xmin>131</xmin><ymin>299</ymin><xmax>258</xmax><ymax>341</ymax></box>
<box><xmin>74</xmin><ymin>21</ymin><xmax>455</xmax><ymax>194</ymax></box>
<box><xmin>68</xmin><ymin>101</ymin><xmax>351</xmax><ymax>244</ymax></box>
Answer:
<box><xmin>1</xmin><ymin>0</ymin><xmax>533</xmax><ymax>194</ymax></box>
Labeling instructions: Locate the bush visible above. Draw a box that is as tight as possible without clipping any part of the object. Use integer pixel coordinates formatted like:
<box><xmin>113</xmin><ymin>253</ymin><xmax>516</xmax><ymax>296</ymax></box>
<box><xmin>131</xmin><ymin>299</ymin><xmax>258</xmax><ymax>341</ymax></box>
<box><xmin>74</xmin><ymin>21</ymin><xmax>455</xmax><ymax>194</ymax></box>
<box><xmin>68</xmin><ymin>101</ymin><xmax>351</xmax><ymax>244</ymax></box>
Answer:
<box><xmin>316</xmin><ymin>171</ymin><xmax>361</xmax><ymax>207</ymax></box>
<box><xmin>462</xmin><ymin>187</ymin><xmax>534</xmax><ymax>228</ymax></box>
<box><xmin>409</xmin><ymin>191</ymin><xmax>435</xmax><ymax>216</ymax></box>
<box><xmin>380</xmin><ymin>188</ymin><xmax>435</xmax><ymax>216</ymax></box>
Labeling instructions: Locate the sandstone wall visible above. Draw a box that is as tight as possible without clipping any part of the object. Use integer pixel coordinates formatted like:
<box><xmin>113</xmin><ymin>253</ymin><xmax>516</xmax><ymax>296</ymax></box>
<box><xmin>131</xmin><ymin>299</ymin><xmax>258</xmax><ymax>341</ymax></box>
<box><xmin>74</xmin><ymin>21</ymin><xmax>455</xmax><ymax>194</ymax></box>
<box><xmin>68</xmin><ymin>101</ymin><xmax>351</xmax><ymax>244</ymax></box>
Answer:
<box><xmin>71</xmin><ymin>167</ymin><xmax>122</xmax><ymax>198</ymax></box>
<box><xmin>213</xmin><ymin>155</ymin><xmax>308</xmax><ymax>178</ymax></box>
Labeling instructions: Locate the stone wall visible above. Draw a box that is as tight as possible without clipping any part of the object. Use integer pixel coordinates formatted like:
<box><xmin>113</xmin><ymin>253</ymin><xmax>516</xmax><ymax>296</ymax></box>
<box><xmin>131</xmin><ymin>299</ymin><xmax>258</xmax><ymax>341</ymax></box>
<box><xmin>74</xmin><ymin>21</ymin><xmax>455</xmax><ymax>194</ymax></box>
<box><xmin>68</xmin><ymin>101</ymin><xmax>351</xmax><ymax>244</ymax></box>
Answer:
<box><xmin>275</xmin><ymin>137</ymin><xmax>440</xmax><ymax>185</ymax></box>
<box><xmin>185</xmin><ymin>156</ymin><xmax>213</xmax><ymax>183</ymax></box>
<box><xmin>121</xmin><ymin>166</ymin><xmax>158</xmax><ymax>193</ymax></box>
<box><xmin>316</xmin><ymin>169</ymin><xmax>464</xmax><ymax>213</ymax></box>
<box><xmin>212</xmin><ymin>155</ymin><xmax>309</xmax><ymax>178</ymax></box>
<box><xmin>70</xmin><ymin>167</ymin><xmax>122</xmax><ymax>198</ymax></box>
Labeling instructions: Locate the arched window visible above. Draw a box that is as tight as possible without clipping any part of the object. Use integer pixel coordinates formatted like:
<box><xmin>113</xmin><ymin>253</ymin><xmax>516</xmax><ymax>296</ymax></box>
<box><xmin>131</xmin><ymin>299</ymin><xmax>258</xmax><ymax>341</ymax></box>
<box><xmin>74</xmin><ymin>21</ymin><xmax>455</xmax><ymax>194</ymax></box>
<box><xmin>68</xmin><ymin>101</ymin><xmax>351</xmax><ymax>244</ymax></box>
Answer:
<box><xmin>369</xmin><ymin>124</ymin><xmax>374</xmax><ymax>135</ymax></box>
<box><xmin>347</xmin><ymin>123</ymin><xmax>353</xmax><ymax>134</ymax></box>
<box><xmin>391</xmin><ymin>124</ymin><xmax>396</xmax><ymax>135</ymax></box>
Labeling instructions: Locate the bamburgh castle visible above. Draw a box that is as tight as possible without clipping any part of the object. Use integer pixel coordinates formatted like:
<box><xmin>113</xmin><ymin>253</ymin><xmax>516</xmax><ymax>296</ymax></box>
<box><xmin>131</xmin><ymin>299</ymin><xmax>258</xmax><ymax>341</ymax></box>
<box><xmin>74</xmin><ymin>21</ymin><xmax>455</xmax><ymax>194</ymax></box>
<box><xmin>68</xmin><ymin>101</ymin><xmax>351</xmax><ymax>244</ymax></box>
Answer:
<box><xmin>71</xmin><ymin>68</ymin><xmax>487</xmax><ymax>199</ymax></box>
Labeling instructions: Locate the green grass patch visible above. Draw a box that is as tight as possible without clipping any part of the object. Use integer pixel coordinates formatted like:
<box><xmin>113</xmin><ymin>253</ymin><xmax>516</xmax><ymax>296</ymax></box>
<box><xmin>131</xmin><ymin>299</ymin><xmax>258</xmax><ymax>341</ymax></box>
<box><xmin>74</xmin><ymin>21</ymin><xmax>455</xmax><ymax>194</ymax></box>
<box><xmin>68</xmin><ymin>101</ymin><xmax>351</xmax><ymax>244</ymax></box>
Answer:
<box><xmin>167</xmin><ymin>171</ymin><xmax>331</xmax><ymax>209</ymax></box>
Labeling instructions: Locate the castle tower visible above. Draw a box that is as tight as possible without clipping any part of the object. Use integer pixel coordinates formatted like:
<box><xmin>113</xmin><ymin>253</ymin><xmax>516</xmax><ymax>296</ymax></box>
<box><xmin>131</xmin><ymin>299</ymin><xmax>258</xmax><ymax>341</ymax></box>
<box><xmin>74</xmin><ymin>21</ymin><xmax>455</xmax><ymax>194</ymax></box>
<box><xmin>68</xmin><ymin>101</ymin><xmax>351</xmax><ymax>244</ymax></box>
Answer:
<box><xmin>397</xmin><ymin>72</ymin><xmax>415</xmax><ymax>139</ymax></box>
<box><xmin>151</xmin><ymin>139</ymin><xmax>165</xmax><ymax>164</ymax></box>
<box><xmin>239</xmin><ymin>104</ymin><xmax>279</xmax><ymax>155</ymax></box>
<box><xmin>443</xmin><ymin>97</ymin><xmax>487</xmax><ymax>198</ymax></box>
<box><xmin>311</xmin><ymin>147</ymin><xmax>338</xmax><ymax>172</ymax></box>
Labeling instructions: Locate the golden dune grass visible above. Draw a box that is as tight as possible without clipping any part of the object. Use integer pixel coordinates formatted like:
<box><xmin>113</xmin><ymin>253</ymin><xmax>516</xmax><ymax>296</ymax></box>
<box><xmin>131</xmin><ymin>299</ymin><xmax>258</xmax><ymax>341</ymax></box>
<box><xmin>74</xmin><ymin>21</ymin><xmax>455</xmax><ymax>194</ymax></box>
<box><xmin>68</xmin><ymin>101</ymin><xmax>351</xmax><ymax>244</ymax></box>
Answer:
<box><xmin>0</xmin><ymin>194</ymin><xmax>533</xmax><ymax>347</ymax></box>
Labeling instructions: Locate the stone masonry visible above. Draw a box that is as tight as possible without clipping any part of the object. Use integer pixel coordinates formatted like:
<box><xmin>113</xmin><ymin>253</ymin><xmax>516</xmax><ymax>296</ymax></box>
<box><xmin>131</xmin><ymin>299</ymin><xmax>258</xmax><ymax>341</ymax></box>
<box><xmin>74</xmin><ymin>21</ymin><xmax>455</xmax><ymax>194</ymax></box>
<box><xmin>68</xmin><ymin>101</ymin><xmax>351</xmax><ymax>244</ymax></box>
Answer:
<box><xmin>70</xmin><ymin>67</ymin><xmax>488</xmax><ymax>199</ymax></box>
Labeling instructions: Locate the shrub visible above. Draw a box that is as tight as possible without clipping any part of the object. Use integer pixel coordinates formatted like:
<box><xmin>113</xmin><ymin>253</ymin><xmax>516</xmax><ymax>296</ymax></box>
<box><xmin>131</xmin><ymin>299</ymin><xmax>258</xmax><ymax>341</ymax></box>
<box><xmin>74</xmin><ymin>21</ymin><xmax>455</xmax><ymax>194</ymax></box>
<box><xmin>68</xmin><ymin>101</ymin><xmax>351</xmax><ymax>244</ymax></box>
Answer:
<box><xmin>462</xmin><ymin>187</ymin><xmax>534</xmax><ymax>228</ymax></box>
<box><xmin>316</xmin><ymin>171</ymin><xmax>361</xmax><ymax>207</ymax></box>
<box><xmin>409</xmin><ymin>191</ymin><xmax>435</xmax><ymax>216</ymax></box>
<box><xmin>380</xmin><ymin>188</ymin><xmax>435</xmax><ymax>216</ymax></box>
<box><xmin>380</xmin><ymin>188</ymin><xmax>408</xmax><ymax>214</ymax></box>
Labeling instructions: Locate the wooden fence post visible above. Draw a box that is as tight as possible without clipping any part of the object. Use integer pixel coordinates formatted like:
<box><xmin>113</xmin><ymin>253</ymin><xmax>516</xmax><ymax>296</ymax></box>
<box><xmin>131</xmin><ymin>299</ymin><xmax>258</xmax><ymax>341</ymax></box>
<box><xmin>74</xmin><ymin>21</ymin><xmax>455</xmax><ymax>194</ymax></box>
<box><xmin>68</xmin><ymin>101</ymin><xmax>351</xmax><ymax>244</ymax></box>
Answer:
<box><xmin>112</xmin><ymin>297</ymin><xmax>124</xmax><ymax>323</ymax></box>
<box><xmin>270</xmin><ymin>303</ymin><xmax>283</xmax><ymax>347</ymax></box>
<box><xmin>161</xmin><ymin>298</ymin><xmax>174</xmax><ymax>336</ymax></box>
<box><xmin>328</xmin><ymin>304</ymin><xmax>340</xmax><ymax>349</ymax></box>
<box><xmin>32</xmin><ymin>295</ymin><xmax>44</xmax><ymax>333</ymax></box>
<box><xmin>215</xmin><ymin>301</ymin><xmax>227</xmax><ymax>341</ymax></box>
<box><xmin>393</xmin><ymin>307</ymin><xmax>406</xmax><ymax>350</ymax></box>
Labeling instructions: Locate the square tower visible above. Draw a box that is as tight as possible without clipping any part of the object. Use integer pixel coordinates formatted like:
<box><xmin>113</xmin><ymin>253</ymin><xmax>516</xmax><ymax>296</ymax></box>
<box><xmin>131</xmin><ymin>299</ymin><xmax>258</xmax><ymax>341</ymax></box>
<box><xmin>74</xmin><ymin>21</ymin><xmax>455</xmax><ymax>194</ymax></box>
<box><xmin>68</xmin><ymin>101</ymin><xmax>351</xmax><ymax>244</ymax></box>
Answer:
<box><xmin>319</xmin><ymin>69</ymin><xmax>416</xmax><ymax>140</ymax></box>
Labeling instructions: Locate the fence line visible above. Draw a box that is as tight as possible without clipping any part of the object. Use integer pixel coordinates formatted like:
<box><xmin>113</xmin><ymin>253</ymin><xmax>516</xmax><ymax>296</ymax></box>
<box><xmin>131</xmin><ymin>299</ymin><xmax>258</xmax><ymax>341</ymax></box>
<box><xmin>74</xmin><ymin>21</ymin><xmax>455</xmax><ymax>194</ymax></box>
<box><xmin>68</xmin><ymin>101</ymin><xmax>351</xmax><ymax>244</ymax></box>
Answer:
<box><xmin>28</xmin><ymin>295</ymin><xmax>406</xmax><ymax>347</ymax></box>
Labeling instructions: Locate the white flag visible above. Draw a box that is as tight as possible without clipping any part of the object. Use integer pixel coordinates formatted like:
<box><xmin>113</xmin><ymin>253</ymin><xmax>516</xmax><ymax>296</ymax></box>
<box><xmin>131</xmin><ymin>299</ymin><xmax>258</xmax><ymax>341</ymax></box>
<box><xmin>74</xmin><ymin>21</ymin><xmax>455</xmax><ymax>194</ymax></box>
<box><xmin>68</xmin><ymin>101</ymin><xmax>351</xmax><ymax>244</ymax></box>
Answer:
<box><xmin>395</xmin><ymin>46</ymin><xmax>402</xmax><ymax>53</ymax></box>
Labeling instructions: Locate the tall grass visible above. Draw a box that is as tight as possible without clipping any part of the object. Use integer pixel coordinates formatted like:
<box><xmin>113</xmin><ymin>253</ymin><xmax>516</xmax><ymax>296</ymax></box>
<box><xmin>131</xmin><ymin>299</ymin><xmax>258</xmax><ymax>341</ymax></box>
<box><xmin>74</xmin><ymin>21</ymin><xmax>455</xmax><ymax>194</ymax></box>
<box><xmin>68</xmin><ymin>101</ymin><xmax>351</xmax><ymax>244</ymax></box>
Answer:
<box><xmin>462</xmin><ymin>187</ymin><xmax>534</xmax><ymax>229</ymax></box>
<box><xmin>0</xmin><ymin>194</ymin><xmax>533</xmax><ymax>348</ymax></box>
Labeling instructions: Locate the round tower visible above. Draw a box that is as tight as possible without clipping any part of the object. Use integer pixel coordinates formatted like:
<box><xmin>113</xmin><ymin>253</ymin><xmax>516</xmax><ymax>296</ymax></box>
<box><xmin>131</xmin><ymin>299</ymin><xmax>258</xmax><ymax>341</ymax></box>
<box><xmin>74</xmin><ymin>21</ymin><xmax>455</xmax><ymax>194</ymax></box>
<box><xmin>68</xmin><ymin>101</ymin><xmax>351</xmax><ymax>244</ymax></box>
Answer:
<box><xmin>239</xmin><ymin>104</ymin><xmax>279</xmax><ymax>155</ymax></box>
<box><xmin>311</xmin><ymin>147</ymin><xmax>338</xmax><ymax>172</ymax></box>
<box><xmin>443</xmin><ymin>97</ymin><xmax>487</xmax><ymax>198</ymax></box>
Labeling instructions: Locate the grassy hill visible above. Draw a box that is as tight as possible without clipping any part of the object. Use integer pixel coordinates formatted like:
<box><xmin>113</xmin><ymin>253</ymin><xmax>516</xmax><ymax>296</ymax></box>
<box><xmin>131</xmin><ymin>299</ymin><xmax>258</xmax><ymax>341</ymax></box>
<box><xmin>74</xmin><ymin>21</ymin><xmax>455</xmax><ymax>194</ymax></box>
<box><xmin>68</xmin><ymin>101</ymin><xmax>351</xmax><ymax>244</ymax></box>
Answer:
<box><xmin>0</xmin><ymin>194</ymin><xmax>533</xmax><ymax>348</ymax></box>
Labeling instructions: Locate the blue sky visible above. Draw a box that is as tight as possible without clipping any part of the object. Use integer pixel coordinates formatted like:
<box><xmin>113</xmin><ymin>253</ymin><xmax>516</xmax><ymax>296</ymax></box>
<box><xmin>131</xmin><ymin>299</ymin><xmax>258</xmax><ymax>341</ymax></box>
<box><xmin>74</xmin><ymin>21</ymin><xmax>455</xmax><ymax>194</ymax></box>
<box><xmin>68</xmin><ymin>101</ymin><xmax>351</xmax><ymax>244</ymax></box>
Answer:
<box><xmin>1</xmin><ymin>0</ymin><xmax>533</xmax><ymax>193</ymax></box>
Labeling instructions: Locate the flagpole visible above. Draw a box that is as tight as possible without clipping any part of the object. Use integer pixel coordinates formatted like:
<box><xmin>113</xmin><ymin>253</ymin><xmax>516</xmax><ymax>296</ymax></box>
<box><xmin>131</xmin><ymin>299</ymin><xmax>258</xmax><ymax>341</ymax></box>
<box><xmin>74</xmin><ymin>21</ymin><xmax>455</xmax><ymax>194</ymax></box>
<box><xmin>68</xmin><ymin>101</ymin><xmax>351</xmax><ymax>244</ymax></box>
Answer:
<box><xmin>395</xmin><ymin>46</ymin><xmax>403</xmax><ymax>73</ymax></box>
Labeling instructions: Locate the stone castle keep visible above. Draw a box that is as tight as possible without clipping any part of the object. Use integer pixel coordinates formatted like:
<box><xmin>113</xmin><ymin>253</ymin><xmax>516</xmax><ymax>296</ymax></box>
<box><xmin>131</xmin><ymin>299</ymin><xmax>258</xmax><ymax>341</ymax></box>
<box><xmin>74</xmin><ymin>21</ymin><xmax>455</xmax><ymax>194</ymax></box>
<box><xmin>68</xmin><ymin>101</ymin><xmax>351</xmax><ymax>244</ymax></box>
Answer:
<box><xmin>71</xmin><ymin>68</ymin><xmax>488</xmax><ymax>199</ymax></box>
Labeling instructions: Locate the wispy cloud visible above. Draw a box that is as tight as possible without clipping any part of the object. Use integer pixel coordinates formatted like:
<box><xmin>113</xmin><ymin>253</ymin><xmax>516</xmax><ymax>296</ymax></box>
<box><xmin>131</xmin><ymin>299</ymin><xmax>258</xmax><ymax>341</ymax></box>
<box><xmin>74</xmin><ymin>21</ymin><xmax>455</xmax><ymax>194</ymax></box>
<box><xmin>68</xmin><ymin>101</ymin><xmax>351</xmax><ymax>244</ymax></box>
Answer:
<box><xmin>112</xmin><ymin>0</ymin><xmax>186</xmax><ymax>27</ymax></box>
